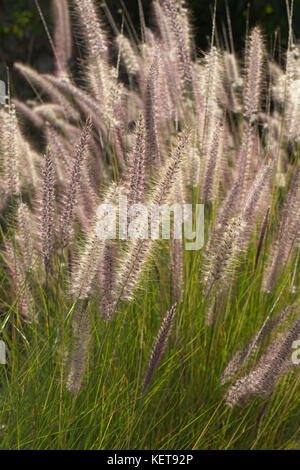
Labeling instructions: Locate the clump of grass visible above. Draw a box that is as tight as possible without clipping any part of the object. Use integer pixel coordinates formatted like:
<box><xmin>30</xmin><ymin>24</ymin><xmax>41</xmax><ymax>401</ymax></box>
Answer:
<box><xmin>0</xmin><ymin>0</ymin><xmax>299</xmax><ymax>450</ymax></box>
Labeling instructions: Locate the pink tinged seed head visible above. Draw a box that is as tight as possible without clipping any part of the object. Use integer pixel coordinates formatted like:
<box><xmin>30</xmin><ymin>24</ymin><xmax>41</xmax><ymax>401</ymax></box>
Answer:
<box><xmin>142</xmin><ymin>304</ymin><xmax>177</xmax><ymax>395</ymax></box>
<box><xmin>52</xmin><ymin>0</ymin><xmax>72</xmax><ymax>77</ymax></box>
<box><xmin>41</xmin><ymin>151</ymin><xmax>56</xmax><ymax>273</ymax></box>
<box><xmin>61</xmin><ymin>117</ymin><xmax>93</xmax><ymax>247</ymax></box>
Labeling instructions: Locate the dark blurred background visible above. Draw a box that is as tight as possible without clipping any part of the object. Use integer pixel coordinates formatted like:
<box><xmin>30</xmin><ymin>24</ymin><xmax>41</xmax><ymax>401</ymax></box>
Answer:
<box><xmin>1</xmin><ymin>0</ymin><xmax>300</xmax><ymax>99</ymax></box>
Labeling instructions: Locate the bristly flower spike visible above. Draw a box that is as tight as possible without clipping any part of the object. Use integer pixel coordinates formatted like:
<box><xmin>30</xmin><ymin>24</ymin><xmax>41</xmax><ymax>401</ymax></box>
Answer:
<box><xmin>142</xmin><ymin>304</ymin><xmax>177</xmax><ymax>396</ymax></box>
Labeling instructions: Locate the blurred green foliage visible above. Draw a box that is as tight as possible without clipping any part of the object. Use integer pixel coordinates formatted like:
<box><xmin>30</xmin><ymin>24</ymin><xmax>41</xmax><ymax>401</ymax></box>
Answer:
<box><xmin>0</xmin><ymin>0</ymin><xmax>47</xmax><ymax>40</ymax></box>
<box><xmin>0</xmin><ymin>0</ymin><xmax>52</xmax><ymax>97</ymax></box>
<box><xmin>2</xmin><ymin>9</ymin><xmax>33</xmax><ymax>39</ymax></box>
